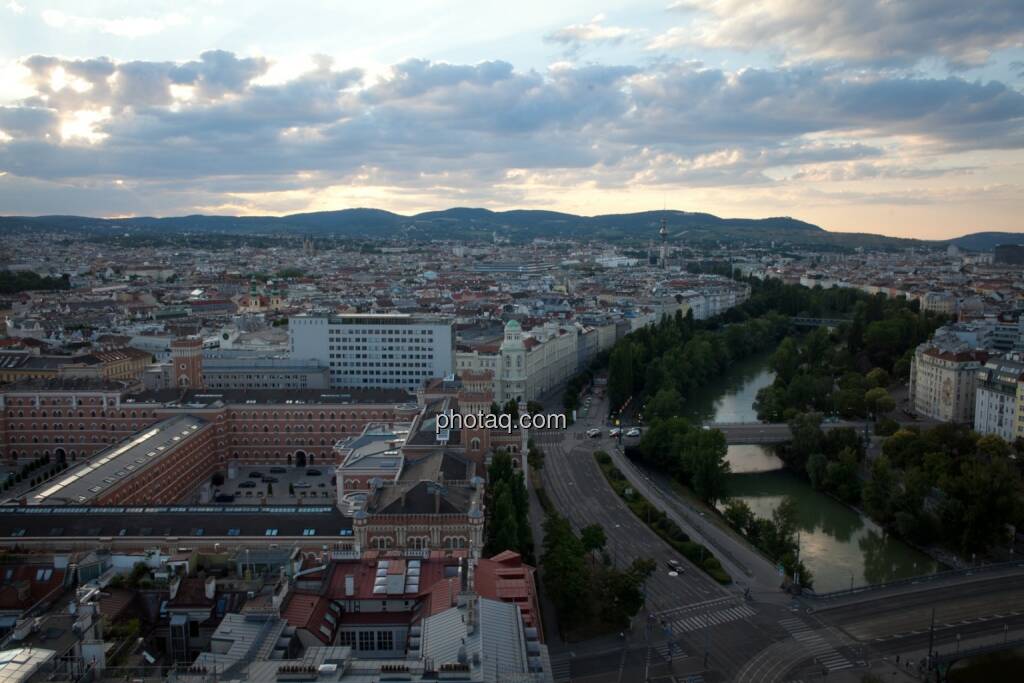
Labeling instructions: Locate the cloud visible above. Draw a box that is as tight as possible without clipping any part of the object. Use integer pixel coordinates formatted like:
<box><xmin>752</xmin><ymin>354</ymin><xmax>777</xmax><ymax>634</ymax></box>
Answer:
<box><xmin>649</xmin><ymin>0</ymin><xmax>1024</xmax><ymax>70</ymax></box>
<box><xmin>0</xmin><ymin>51</ymin><xmax>1022</xmax><ymax>219</ymax></box>
<box><xmin>40</xmin><ymin>9</ymin><xmax>188</xmax><ymax>39</ymax></box>
<box><xmin>545</xmin><ymin>14</ymin><xmax>636</xmax><ymax>54</ymax></box>
<box><xmin>6</xmin><ymin>1</ymin><xmax>24</xmax><ymax>14</ymax></box>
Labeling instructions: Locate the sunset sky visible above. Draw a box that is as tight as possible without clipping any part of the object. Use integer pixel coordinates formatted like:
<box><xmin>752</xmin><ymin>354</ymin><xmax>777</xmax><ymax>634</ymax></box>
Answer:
<box><xmin>0</xmin><ymin>0</ymin><xmax>1022</xmax><ymax>239</ymax></box>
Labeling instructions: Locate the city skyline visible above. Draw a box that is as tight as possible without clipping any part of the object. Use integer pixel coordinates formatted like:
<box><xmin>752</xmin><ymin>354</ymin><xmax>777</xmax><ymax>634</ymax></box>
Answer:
<box><xmin>1</xmin><ymin>0</ymin><xmax>1023</xmax><ymax>238</ymax></box>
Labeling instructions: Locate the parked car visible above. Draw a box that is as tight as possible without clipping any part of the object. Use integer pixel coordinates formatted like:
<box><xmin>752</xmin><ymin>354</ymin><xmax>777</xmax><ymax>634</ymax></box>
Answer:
<box><xmin>306</xmin><ymin>469</ymin><xmax>322</xmax><ymax>476</ymax></box>
<box><xmin>626</xmin><ymin>427</ymin><xmax>641</xmax><ymax>437</ymax></box>
<box><xmin>247</xmin><ymin>471</ymin><xmax>264</xmax><ymax>479</ymax></box>
<box><xmin>238</xmin><ymin>481</ymin><xmax>257</xmax><ymax>489</ymax></box>
<box><xmin>609</xmin><ymin>427</ymin><xmax>622</xmax><ymax>437</ymax></box>
<box><xmin>294</xmin><ymin>481</ymin><xmax>312</xmax><ymax>489</ymax></box>
<box><xmin>262</xmin><ymin>476</ymin><xmax>279</xmax><ymax>484</ymax></box>
<box><xmin>269</xmin><ymin>467</ymin><xmax>287</xmax><ymax>474</ymax></box>
<box><xmin>214</xmin><ymin>494</ymin><xmax>235</xmax><ymax>503</ymax></box>
<box><xmin>586</xmin><ymin>428</ymin><xmax>601</xmax><ymax>438</ymax></box>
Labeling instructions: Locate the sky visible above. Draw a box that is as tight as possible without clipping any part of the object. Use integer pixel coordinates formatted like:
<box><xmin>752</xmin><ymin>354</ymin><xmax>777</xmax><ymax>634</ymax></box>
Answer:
<box><xmin>0</xmin><ymin>1</ymin><xmax>1023</xmax><ymax>239</ymax></box>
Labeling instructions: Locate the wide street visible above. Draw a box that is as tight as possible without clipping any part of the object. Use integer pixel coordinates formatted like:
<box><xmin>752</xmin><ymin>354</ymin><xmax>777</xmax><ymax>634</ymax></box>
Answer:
<box><xmin>532</xmin><ymin>390</ymin><xmax>1024</xmax><ymax>682</ymax></box>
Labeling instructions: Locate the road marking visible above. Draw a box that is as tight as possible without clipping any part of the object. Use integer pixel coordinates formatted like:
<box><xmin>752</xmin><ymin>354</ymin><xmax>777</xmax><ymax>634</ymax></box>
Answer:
<box><xmin>779</xmin><ymin>617</ymin><xmax>852</xmax><ymax>672</ymax></box>
<box><xmin>669</xmin><ymin>604</ymin><xmax>755</xmax><ymax>633</ymax></box>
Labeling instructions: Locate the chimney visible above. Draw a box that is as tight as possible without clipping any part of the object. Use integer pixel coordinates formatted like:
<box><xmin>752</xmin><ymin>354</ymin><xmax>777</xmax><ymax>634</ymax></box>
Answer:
<box><xmin>434</xmin><ymin>485</ymin><xmax>441</xmax><ymax>514</ymax></box>
<box><xmin>204</xmin><ymin>576</ymin><xmax>216</xmax><ymax>601</ymax></box>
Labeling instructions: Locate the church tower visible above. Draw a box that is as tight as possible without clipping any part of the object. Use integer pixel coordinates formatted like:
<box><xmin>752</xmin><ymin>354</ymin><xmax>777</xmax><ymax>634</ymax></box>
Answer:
<box><xmin>498</xmin><ymin>320</ymin><xmax>527</xmax><ymax>404</ymax></box>
<box><xmin>171</xmin><ymin>337</ymin><xmax>204</xmax><ymax>389</ymax></box>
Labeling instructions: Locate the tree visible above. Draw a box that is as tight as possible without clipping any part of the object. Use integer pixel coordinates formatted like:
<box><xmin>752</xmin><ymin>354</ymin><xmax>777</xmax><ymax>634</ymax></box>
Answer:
<box><xmin>526</xmin><ymin>400</ymin><xmax>543</xmax><ymax>416</ymax></box>
<box><xmin>864</xmin><ymin>387</ymin><xmax>895</xmax><ymax>417</ymax></box>
<box><xmin>608</xmin><ymin>343</ymin><xmax>634</xmax><ymax>411</ymax></box>
<box><xmin>866</xmin><ymin>368</ymin><xmax>890</xmax><ymax>389</ymax></box>
<box><xmin>806</xmin><ymin>452</ymin><xmax>828</xmax><ymax>490</ymax></box>
<box><xmin>487</xmin><ymin>483</ymin><xmax>521</xmax><ymax>555</ymax></box>
<box><xmin>863</xmin><ymin>456</ymin><xmax>897</xmax><ymax>525</ymax></box>
<box><xmin>685</xmin><ymin>430</ymin><xmax>731</xmax><ymax>505</ymax></box>
<box><xmin>541</xmin><ymin>513</ymin><xmax>591</xmax><ymax>624</ymax></box>
<box><xmin>581</xmin><ymin>524</ymin><xmax>607</xmax><ymax>556</ymax></box>
<box><xmin>723</xmin><ymin>499</ymin><xmax>756</xmax><ymax>535</ymax></box>
<box><xmin>787</xmin><ymin>413</ymin><xmax>824</xmax><ymax>472</ymax></box>
<box><xmin>645</xmin><ymin>387</ymin><xmax>684</xmax><ymax>422</ymax></box>
<box><xmin>503</xmin><ymin>399</ymin><xmax>520</xmax><ymax>420</ymax></box>
<box><xmin>771</xmin><ymin>337</ymin><xmax>800</xmax><ymax>384</ymax></box>
<box><xmin>211</xmin><ymin>472</ymin><xmax>225</xmax><ymax>487</ymax></box>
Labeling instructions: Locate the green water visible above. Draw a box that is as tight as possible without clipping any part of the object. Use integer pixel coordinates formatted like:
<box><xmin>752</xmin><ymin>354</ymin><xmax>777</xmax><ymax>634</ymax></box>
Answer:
<box><xmin>684</xmin><ymin>351</ymin><xmax>776</xmax><ymax>424</ymax></box>
<box><xmin>694</xmin><ymin>353</ymin><xmax>940</xmax><ymax>592</ymax></box>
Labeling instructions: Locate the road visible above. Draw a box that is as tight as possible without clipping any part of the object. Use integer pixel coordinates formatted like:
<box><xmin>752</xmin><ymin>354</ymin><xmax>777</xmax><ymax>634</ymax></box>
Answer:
<box><xmin>536</xmin><ymin>392</ymin><xmax>793</xmax><ymax>682</ymax></box>
<box><xmin>532</xmin><ymin>391</ymin><xmax>1024</xmax><ymax>681</ymax></box>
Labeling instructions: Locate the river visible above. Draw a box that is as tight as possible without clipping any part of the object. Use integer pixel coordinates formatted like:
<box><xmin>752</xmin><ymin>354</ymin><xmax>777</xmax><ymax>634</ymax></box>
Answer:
<box><xmin>690</xmin><ymin>351</ymin><xmax>940</xmax><ymax>592</ymax></box>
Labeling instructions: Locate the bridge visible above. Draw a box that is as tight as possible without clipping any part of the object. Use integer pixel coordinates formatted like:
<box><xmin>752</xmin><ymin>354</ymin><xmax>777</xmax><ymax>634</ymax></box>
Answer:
<box><xmin>711</xmin><ymin>420</ymin><xmax>866</xmax><ymax>445</ymax></box>
<box><xmin>790</xmin><ymin>316</ymin><xmax>852</xmax><ymax>328</ymax></box>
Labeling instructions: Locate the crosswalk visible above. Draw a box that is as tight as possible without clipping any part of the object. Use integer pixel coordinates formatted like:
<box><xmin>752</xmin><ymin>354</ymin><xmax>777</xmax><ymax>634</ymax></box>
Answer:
<box><xmin>652</xmin><ymin>641</ymin><xmax>689</xmax><ymax>662</ymax></box>
<box><xmin>550</xmin><ymin>653</ymin><xmax>572</xmax><ymax>682</ymax></box>
<box><xmin>779</xmin><ymin>617</ymin><xmax>852</xmax><ymax>673</ymax></box>
<box><xmin>656</xmin><ymin>595</ymin><xmax>738</xmax><ymax>621</ymax></box>
<box><xmin>668</xmin><ymin>604</ymin><xmax>756</xmax><ymax>633</ymax></box>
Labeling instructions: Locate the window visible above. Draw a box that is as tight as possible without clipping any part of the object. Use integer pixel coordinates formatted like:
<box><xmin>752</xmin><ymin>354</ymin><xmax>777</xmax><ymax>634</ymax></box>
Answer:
<box><xmin>265</xmin><ymin>528</ymin><xmax>278</xmax><ymax>536</ymax></box>
<box><xmin>377</xmin><ymin>631</ymin><xmax>393</xmax><ymax>650</ymax></box>
<box><xmin>358</xmin><ymin>631</ymin><xmax>374</xmax><ymax>651</ymax></box>
<box><xmin>228</xmin><ymin>528</ymin><xmax>241</xmax><ymax>536</ymax></box>
<box><xmin>303</xmin><ymin>528</ymin><xmax>316</xmax><ymax>536</ymax></box>
<box><xmin>339</xmin><ymin>631</ymin><xmax>355</xmax><ymax>648</ymax></box>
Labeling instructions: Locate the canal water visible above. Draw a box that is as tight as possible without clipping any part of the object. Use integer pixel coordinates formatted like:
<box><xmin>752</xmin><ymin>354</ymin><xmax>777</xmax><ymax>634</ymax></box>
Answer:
<box><xmin>692</xmin><ymin>351</ymin><xmax>940</xmax><ymax>592</ymax></box>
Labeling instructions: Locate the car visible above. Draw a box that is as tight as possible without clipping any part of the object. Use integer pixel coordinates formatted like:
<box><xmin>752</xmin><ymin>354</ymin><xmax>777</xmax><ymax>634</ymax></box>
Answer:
<box><xmin>269</xmin><ymin>467</ymin><xmax>287</xmax><ymax>474</ymax></box>
<box><xmin>586</xmin><ymin>428</ymin><xmax>601</xmax><ymax>438</ymax></box>
<box><xmin>262</xmin><ymin>476</ymin><xmax>279</xmax><ymax>484</ymax></box>
<box><xmin>214</xmin><ymin>494</ymin><xmax>235</xmax><ymax>503</ymax></box>
<box><xmin>666</xmin><ymin>559</ymin><xmax>685</xmax><ymax>573</ymax></box>
<box><xmin>306</xmin><ymin>469</ymin><xmax>322</xmax><ymax>476</ymax></box>
<box><xmin>248</xmin><ymin>471</ymin><xmax>264</xmax><ymax>478</ymax></box>
<box><xmin>294</xmin><ymin>481</ymin><xmax>312</xmax><ymax>489</ymax></box>
<box><xmin>238</xmin><ymin>481</ymin><xmax>257</xmax><ymax>489</ymax></box>
<box><xmin>318</xmin><ymin>482</ymin><xmax>326</xmax><ymax>487</ymax></box>
<box><xmin>626</xmin><ymin>427</ymin><xmax>641</xmax><ymax>437</ymax></box>
<box><xmin>609</xmin><ymin>427</ymin><xmax>622</xmax><ymax>437</ymax></box>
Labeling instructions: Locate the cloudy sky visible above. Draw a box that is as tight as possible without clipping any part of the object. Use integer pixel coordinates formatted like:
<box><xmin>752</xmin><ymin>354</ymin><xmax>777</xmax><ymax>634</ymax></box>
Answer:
<box><xmin>1</xmin><ymin>1</ymin><xmax>1022</xmax><ymax>238</ymax></box>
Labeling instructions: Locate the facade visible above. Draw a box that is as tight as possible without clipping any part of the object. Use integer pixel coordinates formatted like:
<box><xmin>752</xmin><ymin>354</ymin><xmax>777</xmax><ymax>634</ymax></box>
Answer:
<box><xmin>909</xmin><ymin>335</ymin><xmax>988</xmax><ymax>423</ymax></box>
<box><xmin>289</xmin><ymin>314</ymin><xmax>454</xmax><ymax>391</ymax></box>
<box><xmin>171</xmin><ymin>337</ymin><xmax>204</xmax><ymax>389</ymax></box>
<box><xmin>974</xmin><ymin>354</ymin><xmax>1024</xmax><ymax>442</ymax></box>
<box><xmin>456</xmin><ymin>320</ymin><xmax>579</xmax><ymax>405</ymax></box>
<box><xmin>0</xmin><ymin>380</ymin><xmax>418</xmax><ymax>468</ymax></box>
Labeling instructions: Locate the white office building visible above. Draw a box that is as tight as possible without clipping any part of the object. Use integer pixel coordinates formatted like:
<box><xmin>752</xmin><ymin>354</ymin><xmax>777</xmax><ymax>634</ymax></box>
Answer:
<box><xmin>289</xmin><ymin>314</ymin><xmax>454</xmax><ymax>390</ymax></box>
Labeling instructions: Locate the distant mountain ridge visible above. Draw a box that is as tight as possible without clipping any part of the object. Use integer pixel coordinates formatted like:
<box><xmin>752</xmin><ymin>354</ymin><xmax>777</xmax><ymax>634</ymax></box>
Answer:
<box><xmin>0</xmin><ymin>207</ymin><xmax>1018</xmax><ymax>249</ymax></box>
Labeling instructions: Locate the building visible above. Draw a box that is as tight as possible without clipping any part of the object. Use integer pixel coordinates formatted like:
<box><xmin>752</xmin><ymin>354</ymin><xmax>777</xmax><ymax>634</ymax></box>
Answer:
<box><xmin>994</xmin><ymin>243</ymin><xmax>1024</xmax><ymax>266</ymax></box>
<box><xmin>974</xmin><ymin>354</ymin><xmax>1024</xmax><ymax>442</ymax></box>
<box><xmin>144</xmin><ymin>356</ymin><xmax>331</xmax><ymax>391</ymax></box>
<box><xmin>171</xmin><ymin>337</ymin><xmax>204</xmax><ymax>389</ymax></box>
<box><xmin>909</xmin><ymin>334</ymin><xmax>988</xmax><ymax>423</ymax></box>
<box><xmin>456</xmin><ymin>320</ymin><xmax>578</xmax><ymax>405</ymax></box>
<box><xmin>0</xmin><ymin>379</ymin><xmax>418</xmax><ymax>468</ymax></box>
<box><xmin>290</xmin><ymin>314</ymin><xmax>454</xmax><ymax>391</ymax></box>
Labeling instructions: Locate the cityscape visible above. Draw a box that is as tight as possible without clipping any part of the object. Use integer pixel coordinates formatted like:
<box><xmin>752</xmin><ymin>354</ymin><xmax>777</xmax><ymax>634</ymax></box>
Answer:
<box><xmin>1</xmin><ymin>2</ymin><xmax>1024</xmax><ymax>683</ymax></box>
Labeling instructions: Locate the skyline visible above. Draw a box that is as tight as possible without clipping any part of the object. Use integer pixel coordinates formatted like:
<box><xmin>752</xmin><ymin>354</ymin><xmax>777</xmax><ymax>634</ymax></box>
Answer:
<box><xmin>0</xmin><ymin>1</ymin><xmax>1022</xmax><ymax>239</ymax></box>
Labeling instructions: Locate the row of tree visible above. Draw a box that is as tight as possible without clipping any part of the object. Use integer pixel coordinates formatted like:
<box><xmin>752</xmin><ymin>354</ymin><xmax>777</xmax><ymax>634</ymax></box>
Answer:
<box><xmin>541</xmin><ymin>511</ymin><xmax>656</xmax><ymax>630</ymax></box>
<box><xmin>483</xmin><ymin>451</ymin><xmax>533</xmax><ymax>561</ymax></box>
<box><xmin>722</xmin><ymin>496</ymin><xmax>814</xmax><ymax>588</ymax></box>
<box><xmin>0</xmin><ymin>270</ymin><xmax>70</xmax><ymax>294</ymax></box>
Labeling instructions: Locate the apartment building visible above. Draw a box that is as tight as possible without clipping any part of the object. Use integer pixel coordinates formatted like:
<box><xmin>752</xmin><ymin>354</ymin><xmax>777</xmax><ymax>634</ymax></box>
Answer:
<box><xmin>909</xmin><ymin>334</ymin><xmax>988</xmax><ymax>423</ymax></box>
<box><xmin>290</xmin><ymin>314</ymin><xmax>454</xmax><ymax>391</ymax></box>
<box><xmin>974</xmin><ymin>354</ymin><xmax>1024</xmax><ymax>442</ymax></box>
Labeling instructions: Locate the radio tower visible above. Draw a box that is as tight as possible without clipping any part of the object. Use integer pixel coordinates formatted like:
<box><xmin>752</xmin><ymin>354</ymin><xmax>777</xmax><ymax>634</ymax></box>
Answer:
<box><xmin>658</xmin><ymin>217</ymin><xmax>669</xmax><ymax>269</ymax></box>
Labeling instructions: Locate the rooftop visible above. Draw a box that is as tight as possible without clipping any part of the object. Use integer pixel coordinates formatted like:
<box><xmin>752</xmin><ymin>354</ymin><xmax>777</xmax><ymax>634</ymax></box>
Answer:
<box><xmin>27</xmin><ymin>415</ymin><xmax>207</xmax><ymax>506</ymax></box>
